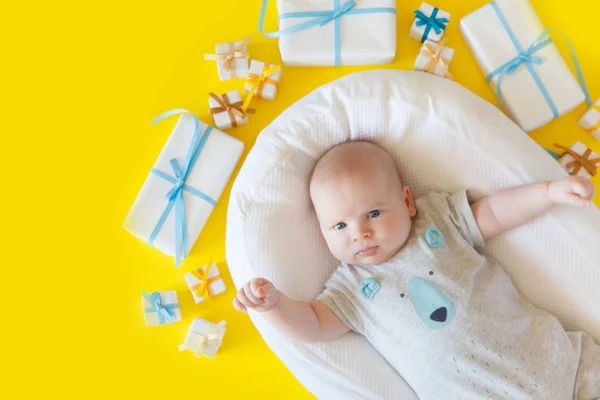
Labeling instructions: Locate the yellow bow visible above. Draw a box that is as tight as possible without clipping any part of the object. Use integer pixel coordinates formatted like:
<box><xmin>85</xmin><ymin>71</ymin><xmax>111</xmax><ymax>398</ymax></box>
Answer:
<box><xmin>204</xmin><ymin>37</ymin><xmax>251</xmax><ymax>74</ymax></box>
<box><xmin>191</xmin><ymin>263</ymin><xmax>221</xmax><ymax>300</ymax></box>
<box><xmin>242</xmin><ymin>65</ymin><xmax>281</xmax><ymax>112</ymax></box>
<box><xmin>420</xmin><ymin>38</ymin><xmax>452</xmax><ymax>80</ymax></box>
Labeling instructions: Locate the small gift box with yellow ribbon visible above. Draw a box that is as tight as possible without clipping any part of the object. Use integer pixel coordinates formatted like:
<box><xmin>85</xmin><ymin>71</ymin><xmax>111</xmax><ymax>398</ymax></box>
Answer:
<box><xmin>142</xmin><ymin>290</ymin><xmax>181</xmax><ymax>327</ymax></box>
<box><xmin>414</xmin><ymin>38</ymin><xmax>454</xmax><ymax>80</ymax></box>
<box><xmin>244</xmin><ymin>60</ymin><xmax>281</xmax><ymax>103</ymax></box>
<box><xmin>410</xmin><ymin>3</ymin><xmax>450</xmax><ymax>43</ymax></box>
<box><xmin>578</xmin><ymin>100</ymin><xmax>600</xmax><ymax>141</ymax></box>
<box><xmin>184</xmin><ymin>262</ymin><xmax>227</xmax><ymax>304</ymax></box>
<box><xmin>178</xmin><ymin>318</ymin><xmax>226</xmax><ymax>359</ymax></box>
<box><xmin>208</xmin><ymin>90</ymin><xmax>255</xmax><ymax>130</ymax></box>
<box><xmin>204</xmin><ymin>38</ymin><xmax>250</xmax><ymax>81</ymax></box>
<box><xmin>555</xmin><ymin>142</ymin><xmax>599</xmax><ymax>179</ymax></box>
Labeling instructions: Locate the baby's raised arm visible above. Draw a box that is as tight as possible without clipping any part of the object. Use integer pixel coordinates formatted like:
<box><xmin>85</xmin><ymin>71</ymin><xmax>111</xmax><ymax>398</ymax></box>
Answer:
<box><xmin>471</xmin><ymin>176</ymin><xmax>596</xmax><ymax>240</ymax></box>
<box><xmin>234</xmin><ymin>278</ymin><xmax>350</xmax><ymax>342</ymax></box>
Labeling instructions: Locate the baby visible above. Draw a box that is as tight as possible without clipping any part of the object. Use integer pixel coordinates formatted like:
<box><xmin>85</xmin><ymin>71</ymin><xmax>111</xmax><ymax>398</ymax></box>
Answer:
<box><xmin>234</xmin><ymin>141</ymin><xmax>600</xmax><ymax>399</ymax></box>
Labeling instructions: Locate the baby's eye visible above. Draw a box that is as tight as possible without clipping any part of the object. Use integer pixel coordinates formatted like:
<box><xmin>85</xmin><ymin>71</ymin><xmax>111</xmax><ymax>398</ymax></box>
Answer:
<box><xmin>429</xmin><ymin>271</ymin><xmax>434</xmax><ymax>275</ymax></box>
<box><xmin>369</xmin><ymin>210</ymin><xmax>381</xmax><ymax>218</ymax></box>
<box><xmin>334</xmin><ymin>222</ymin><xmax>347</xmax><ymax>230</ymax></box>
<box><xmin>400</xmin><ymin>293</ymin><xmax>405</xmax><ymax>298</ymax></box>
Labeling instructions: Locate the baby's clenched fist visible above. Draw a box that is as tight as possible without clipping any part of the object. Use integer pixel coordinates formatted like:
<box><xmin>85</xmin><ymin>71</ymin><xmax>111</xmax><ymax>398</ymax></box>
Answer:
<box><xmin>549</xmin><ymin>176</ymin><xmax>596</xmax><ymax>207</ymax></box>
<box><xmin>233</xmin><ymin>278</ymin><xmax>280</xmax><ymax>313</ymax></box>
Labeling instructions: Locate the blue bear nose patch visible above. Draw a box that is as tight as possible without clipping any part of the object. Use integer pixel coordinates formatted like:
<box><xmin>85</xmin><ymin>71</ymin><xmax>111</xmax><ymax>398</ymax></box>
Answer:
<box><xmin>408</xmin><ymin>277</ymin><xmax>455</xmax><ymax>329</ymax></box>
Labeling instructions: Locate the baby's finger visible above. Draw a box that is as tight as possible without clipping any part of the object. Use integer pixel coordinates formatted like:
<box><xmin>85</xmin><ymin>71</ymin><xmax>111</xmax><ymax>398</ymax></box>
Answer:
<box><xmin>573</xmin><ymin>180</ymin><xmax>594</xmax><ymax>199</ymax></box>
<box><xmin>257</xmin><ymin>282</ymin><xmax>276</xmax><ymax>299</ymax></box>
<box><xmin>236</xmin><ymin>288</ymin><xmax>257</xmax><ymax>309</ymax></box>
<box><xmin>244</xmin><ymin>283</ymin><xmax>264</xmax><ymax>305</ymax></box>
<box><xmin>250</xmin><ymin>278</ymin><xmax>268</xmax><ymax>299</ymax></box>
<box><xmin>565</xmin><ymin>193</ymin><xmax>591</xmax><ymax>207</ymax></box>
<box><xmin>233</xmin><ymin>297</ymin><xmax>247</xmax><ymax>312</ymax></box>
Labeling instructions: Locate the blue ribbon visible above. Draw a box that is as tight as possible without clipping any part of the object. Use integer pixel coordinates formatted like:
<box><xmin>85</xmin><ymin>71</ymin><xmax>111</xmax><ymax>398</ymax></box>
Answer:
<box><xmin>414</xmin><ymin>7</ymin><xmax>448</xmax><ymax>43</ymax></box>
<box><xmin>143</xmin><ymin>291</ymin><xmax>179</xmax><ymax>324</ymax></box>
<box><xmin>486</xmin><ymin>1</ymin><xmax>591</xmax><ymax>119</ymax></box>
<box><xmin>148</xmin><ymin>109</ymin><xmax>216</xmax><ymax>267</ymax></box>
<box><xmin>258</xmin><ymin>0</ymin><xmax>396</xmax><ymax>66</ymax></box>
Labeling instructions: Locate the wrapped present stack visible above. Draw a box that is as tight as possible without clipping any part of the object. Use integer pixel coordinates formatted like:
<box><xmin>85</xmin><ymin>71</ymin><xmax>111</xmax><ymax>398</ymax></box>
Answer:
<box><xmin>578</xmin><ymin>100</ymin><xmax>600</xmax><ymax>140</ymax></box>
<box><xmin>459</xmin><ymin>0</ymin><xmax>592</xmax><ymax>132</ymax></box>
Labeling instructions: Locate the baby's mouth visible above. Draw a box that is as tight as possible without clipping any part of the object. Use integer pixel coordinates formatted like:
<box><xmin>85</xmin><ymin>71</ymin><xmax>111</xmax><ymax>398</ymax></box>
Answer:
<box><xmin>356</xmin><ymin>246</ymin><xmax>379</xmax><ymax>257</ymax></box>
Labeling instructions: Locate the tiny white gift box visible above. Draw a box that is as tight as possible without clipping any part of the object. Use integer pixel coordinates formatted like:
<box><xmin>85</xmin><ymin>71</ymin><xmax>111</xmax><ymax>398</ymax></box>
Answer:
<box><xmin>578</xmin><ymin>100</ymin><xmax>600</xmax><ymax>140</ymax></box>
<box><xmin>123</xmin><ymin>112</ymin><xmax>244</xmax><ymax>266</ymax></box>
<box><xmin>142</xmin><ymin>291</ymin><xmax>181</xmax><ymax>327</ymax></box>
<box><xmin>414</xmin><ymin>39</ymin><xmax>454</xmax><ymax>79</ymax></box>
<box><xmin>244</xmin><ymin>60</ymin><xmax>281</xmax><ymax>102</ymax></box>
<box><xmin>460</xmin><ymin>0</ymin><xmax>589</xmax><ymax>132</ymax></box>
<box><xmin>410</xmin><ymin>2</ymin><xmax>450</xmax><ymax>43</ymax></box>
<box><xmin>184</xmin><ymin>262</ymin><xmax>227</xmax><ymax>304</ymax></box>
<box><xmin>205</xmin><ymin>39</ymin><xmax>250</xmax><ymax>81</ymax></box>
<box><xmin>260</xmin><ymin>0</ymin><xmax>397</xmax><ymax>66</ymax></box>
<box><xmin>178</xmin><ymin>318</ymin><xmax>226</xmax><ymax>358</ymax></box>
<box><xmin>556</xmin><ymin>142</ymin><xmax>599</xmax><ymax>179</ymax></box>
<box><xmin>208</xmin><ymin>90</ymin><xmax>250</xmax><ymax>130</ymax></box>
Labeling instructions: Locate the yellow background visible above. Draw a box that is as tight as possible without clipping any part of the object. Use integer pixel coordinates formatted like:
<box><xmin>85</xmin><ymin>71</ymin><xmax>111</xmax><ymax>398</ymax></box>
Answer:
<box><xmin>2</xmin><ymin>0</ymin><xmax>599</xmax><ymax>398</ymax></box>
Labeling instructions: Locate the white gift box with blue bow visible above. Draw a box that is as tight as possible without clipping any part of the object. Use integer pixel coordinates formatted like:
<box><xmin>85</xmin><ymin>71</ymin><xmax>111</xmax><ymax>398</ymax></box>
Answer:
<box><xmin>460</xmin><ymin>0</ymin><xmax>591</xmax><ymax>132</ymax></box>
<box><xmin>259</xmin><ymin>0</ymin><xmax>396</xmax><ymax>66</ymax></box>
<box><xmin>124</xmin><ymin>111</ymin><xmax>244</xmax><ymax>266</ymax></box>
<box><xmin>142</xmin><ymin>291</ymin><xmax>181</xmax><ymax>327</ymax></box>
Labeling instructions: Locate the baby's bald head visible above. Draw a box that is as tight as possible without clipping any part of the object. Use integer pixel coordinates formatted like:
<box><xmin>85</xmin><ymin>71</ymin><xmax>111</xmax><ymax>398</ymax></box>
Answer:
<box><xmin>309</xmin><ymin>141</ymin><xmax>401</xmax><ymax>197</ymax></box>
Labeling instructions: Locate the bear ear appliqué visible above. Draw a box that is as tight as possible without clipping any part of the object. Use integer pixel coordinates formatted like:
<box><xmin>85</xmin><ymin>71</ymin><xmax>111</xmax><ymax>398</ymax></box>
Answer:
<box><xmin>359</xmin><ymin>278</ymin><xmax>381</xmax><ymax>300</ymax></box>
<box><xmin>425</xmin><ymin>227</ymin><xmax>446</xmax><ymax>248</ymax></box>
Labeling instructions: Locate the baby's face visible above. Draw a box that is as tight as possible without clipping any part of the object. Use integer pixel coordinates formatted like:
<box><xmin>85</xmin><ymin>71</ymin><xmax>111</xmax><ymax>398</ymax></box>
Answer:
<box><xmin>312</xmin><ymin>172</ymin><xmax>416</xmax><ymax>265</ymax></box>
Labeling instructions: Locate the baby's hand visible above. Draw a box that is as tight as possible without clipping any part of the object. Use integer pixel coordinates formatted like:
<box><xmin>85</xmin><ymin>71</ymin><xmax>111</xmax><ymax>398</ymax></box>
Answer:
<box><xmin>549</xmin><ymin>176</ymin><xmax>596</xmax><ymax>207</ymax></box>
<box><xmin>233</xmin><ymin>278</ymin><xmax>280</xmax><ymax>313</ymax></box>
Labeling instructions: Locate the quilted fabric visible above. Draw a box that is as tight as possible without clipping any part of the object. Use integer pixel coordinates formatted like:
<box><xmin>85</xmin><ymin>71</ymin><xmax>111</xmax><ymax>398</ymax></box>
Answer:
<box><xmin>226</xmin><ymin>70</ymin><xmax>600</xmax><ymax>399</ymax></box>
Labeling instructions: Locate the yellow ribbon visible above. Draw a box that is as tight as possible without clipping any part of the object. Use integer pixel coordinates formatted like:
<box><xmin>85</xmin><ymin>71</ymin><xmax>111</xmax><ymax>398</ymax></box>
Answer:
<box><xmin>593</xmin><ymin>104</ymin><xmax>600</xmax><ymax>113</ymax></box>
<box><xmin>420</xmin><ymin>38</ymin><xmax>453</xmax><ymax>80</ymax></box>
<box><xmin>178</xmin><ymin>320</ymin><xmax>226</xmax><ymax>358</ymax></box>
<box><xmin>584</xmin><ymin>120</ymin><xmax>600</xmax><ymax>134</ymax></box>
<box><xmin>204</xmin><ymin>37</ymin><xmax>251</xmax><ymax>74</ymax></box>
<box><xmin>191</xmin><ymin>263</ymin><xmax>222</xmax><ymax>300</ymax></box>
<box><xmin>242</xmin><ymin>64</ymin><xmax>281</xmax><ymax>112</ymax></box>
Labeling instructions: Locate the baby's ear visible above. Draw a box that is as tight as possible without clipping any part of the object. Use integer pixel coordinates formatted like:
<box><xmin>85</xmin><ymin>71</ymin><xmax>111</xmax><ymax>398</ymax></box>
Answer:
<box><xmin>403</xmin><ymin>186</ymin><xmax>418</xmax><ymax>217</ymax></box>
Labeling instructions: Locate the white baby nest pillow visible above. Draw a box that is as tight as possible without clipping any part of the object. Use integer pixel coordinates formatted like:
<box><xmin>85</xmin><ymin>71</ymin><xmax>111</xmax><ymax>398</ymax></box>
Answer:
<box><xmin>226</xmin><ymin>70</ymin><xmax>600</xmax><ymax>400</ymax></box>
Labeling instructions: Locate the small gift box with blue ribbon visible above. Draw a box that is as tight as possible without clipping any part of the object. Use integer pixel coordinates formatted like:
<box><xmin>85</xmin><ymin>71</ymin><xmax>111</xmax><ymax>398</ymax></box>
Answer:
<box><xmin>178</xmin><ymin>318</ymin><xmax>226</xmax><ymax>359</ymax></box>
<box><xmin>410</xmin><ymin>3</ymin><xmax>450</xmax><ymax>44</ymax></box>
<box><xmin>142</xmin><ymin>291</ymin><xmax>181</xmax><ymax>327</ymax></box>
<box><xmin>578</xmin><ymin>100</ymin><xmax>600</xmax><ymax>141</ymax></box>
<box><xmin>258</xmin><ymin>0</ymin><xmax>396</xmax><ymax>66</ymax></box>
<box><xmin>123</xmin><ymin>110</ymin><xmax>245</xmax><ymax>267</ymax></box>
<box><xmin>460</xmin><ymin>0</ymin><xmax>591</xmax><ymax>132</ymax></box>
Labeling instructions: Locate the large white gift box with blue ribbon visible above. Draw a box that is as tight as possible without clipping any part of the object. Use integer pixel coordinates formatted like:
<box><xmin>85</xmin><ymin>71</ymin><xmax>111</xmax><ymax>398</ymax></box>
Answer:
<box><xmin>259</xmin><ymin>0</ymin><xmax>396</xmax><ymax>66</ymax></box>
<box><xmin>124</xmin><ymin>110</ymin><xmax>244</xmax><ymax>266</ymax></box>
<box><xmin>460</xmin><ymin>0</ymin><xmax>591</xmax><ymax>132</ymax></box>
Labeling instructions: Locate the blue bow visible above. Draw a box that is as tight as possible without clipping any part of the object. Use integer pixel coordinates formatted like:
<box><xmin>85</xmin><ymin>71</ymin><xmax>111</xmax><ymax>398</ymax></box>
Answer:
<box><xmin>148</xmin><ymin>109</ymin><xmax>217</xmax><ymax>267</ymax></box>
<box><xmin>485</xmin><ymin>2</ymin><xmax>591</xmax><ymax>120</ymax></box>
<box><xmin>319</xmin><ymin>0</ymin><xmax>356</xmax><ymax>26</ymax></box>
<box><xmin>259</xmin><ymin>0</ymin><xmax>396</xmax><ymax>66</ymax></box>
<box><xmin>143</xmin><ymin>291</ymin><xmax>178</xmax><ymax>324</ymax></box>
<box><xmin>414</xmin><ymin>8</ymin><xmax>448</xmax><ymax>43</ymax></box>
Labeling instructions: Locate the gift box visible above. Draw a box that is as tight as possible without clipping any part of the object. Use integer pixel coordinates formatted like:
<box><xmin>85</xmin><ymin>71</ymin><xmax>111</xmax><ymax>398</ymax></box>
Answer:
<box><xmin>555</xmin><ymin>142</ymin><xmax>599</xmax><ymax>179</ymax></box>
<box><xmin>259</xmin><ymin>0</ymin><xmax>397</xmax><ymax>66</ymax></box>
<box><xmin>142</xmin><ymin>291</ymin><xmax>181</xmax><ymax>327</ymax></box>
<box><xmin>208</xmin><ymin>90</ymin><xmax>255</xmax><ymax>130</ymax></box>
<box><xmin>244</xmin><ymin>61</ymin><xmax>281</xmax><ymax>102</ymax></box>
<box><xmin>578</xmin><ymin>100</ymin><xmax>600</xmax><ymax>140</ymax></box>
<box><xmin>204</xmin><ymin>38</ymin><xmax>250</xmax><ymax>81</ymax></box>
<box><xmin>414</xmin><ymin>38</ymin><xmax>453</xmax><ymax>79</ymax></box>
<box><xmin>184</xmin><ymin>262</ymin><xmax>227</xmax><ymax>303</ymax></box>
<box><xmin>178</xmin><ymin>318</ymin><xmax>226</xmax><ymax>358</ymax></box>
<box><xmin>460</xmin><ymin>0</ymin><xmax>591</xmax><ymax>132</ymax></box>
<box><xmin>410</xmin><ymin>3</ymin><xmax>450</xmax><ymax>43</ymax></box>
<box><xmin>123</xmin><ymin>110</ymin><xmax>245</xmax><ymax>266</ymax></box>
